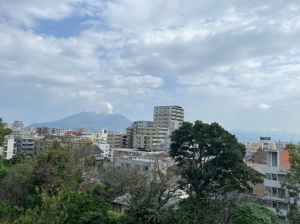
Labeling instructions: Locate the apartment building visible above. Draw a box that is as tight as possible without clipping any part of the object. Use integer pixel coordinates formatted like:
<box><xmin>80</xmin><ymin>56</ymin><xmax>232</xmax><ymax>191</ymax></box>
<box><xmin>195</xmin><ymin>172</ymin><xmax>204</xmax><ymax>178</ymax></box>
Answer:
<box><xmin>107</xmin><ymin>133</ymin><xmax>127</xmax><ymax>149</ymax></box>
<box><xmin>153</xmin><ymin>106</ymin><xmax>184</xmax><ymax>133</ymax></box>
<box><xmin>16</xmin><ymin>137</ymin><xmax>35</xmax><ymax>158</ymax></box>
<box><xmin>126</xmin><ymin>124</ymin><xmax>168</xmax><ymax>150</ymax></box>
<box><xmin>1</xmin><ymin>135</ymin><xmax>16</xmax><ymax>159</ymax></box>
<box><xmin>94</xmin><ymin>142</ymin><xmax>110</xmax><ymax>158</ymax></box>
<box><xmin>113</xmin><ymin>150</ymin><xmax>172</xmax><ymax>182</ymax></box>
<box><xmin>264</xmin><ymin>148</ymin><xmax>299</xmax><ymax>216</ymax></box>
<box><xmin>33</xmin><ymin>135</ymin><xmax>64</xmax><ymax>158</ymax></box>
<box><xmin>252</xmin><ymin>149</ymin><xmax>267</xmax><ymax>164</ymax></box>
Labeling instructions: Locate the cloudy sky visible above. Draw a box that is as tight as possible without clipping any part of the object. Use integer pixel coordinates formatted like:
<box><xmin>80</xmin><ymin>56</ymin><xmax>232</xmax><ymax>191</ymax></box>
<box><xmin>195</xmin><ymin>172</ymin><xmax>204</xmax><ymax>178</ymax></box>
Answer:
<box><xmin>1</xmin><ymin>0</ymin><xmax>300</xmax><ymax>133</ymax></box>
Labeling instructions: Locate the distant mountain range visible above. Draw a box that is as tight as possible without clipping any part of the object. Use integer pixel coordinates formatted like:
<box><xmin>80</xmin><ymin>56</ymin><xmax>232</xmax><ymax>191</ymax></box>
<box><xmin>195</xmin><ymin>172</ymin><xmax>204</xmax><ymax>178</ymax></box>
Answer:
<box><xmin>29</xmin><ymin>111</ymin><xmax>132</xmax><ymax>132</ymax></box>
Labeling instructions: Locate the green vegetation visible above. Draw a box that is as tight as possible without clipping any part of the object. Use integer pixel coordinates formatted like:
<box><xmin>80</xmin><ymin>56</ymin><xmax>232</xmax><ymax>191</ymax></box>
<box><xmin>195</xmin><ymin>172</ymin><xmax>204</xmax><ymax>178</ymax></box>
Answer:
<box><xmin>230</xmin><ymin>202</ymin><xmax>279</xmax><ymax>224</ymax></box>
<box><xmin>282</xmin><ymin>144</ymin><xmax>300</xmax><ymax>223</ymax></box>
<box><xmin>0</xmin><ymin>120</ymin><xmax>280</xmax><ymax>223</ymax></box>
<box><xmin>0</xmin><ymin>118</ymin><xmax>12</xmax><ymax>146</ymax></box>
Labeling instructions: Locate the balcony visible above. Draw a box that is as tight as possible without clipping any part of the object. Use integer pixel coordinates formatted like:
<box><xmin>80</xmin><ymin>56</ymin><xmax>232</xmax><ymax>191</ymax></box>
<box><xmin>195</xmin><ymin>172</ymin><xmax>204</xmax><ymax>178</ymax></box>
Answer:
<box><xmin>265</xmin><ymin>166</ymin><xmax>279</xmax><ymax>173</ymax></box>
<box><xmin>264</xmin><ymin>179</ymin><xmax>281</xmax><ymax>188</ymax></box>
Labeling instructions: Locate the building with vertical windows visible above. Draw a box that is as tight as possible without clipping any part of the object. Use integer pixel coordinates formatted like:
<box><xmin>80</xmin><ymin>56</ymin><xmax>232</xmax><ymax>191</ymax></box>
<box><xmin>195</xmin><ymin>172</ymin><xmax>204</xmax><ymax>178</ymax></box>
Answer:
<box><xmin>1</xmin><ymin>135</ymin><xmax>16</xmax><ymax>159</ymax></box>
<box><xmin>264</xmin><ymin>148</ymin><xmax>299</xmax><ymax>216</ymax></box>
<box><xmin>153</xmin><ymin>106</ymin><xmax>184</xmax><ymax>134</ymax></box>
<box><xmin>16</xmin><ymin>137</ymin><xmax>35</xmax><ymax>158</ymax></box>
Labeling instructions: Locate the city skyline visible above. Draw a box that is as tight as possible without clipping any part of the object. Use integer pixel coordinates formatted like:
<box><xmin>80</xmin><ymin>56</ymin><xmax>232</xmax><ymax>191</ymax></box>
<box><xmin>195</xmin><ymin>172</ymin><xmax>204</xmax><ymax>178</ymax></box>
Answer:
<box><xmin>1</xmin><ymin>1</ymin><xmax>300</xmax><ymax>134</ymax></box>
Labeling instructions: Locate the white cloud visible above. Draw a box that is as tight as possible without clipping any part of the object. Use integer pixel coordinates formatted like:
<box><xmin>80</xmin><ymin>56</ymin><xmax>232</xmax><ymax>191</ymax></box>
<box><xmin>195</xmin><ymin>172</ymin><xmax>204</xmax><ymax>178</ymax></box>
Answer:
<box><xmin>258</xmin><ymin>103</ymin><xmax>273</xmax><ymax>110</ymax></box>
<box><xmin>2</xmin><ymin>0</ymin><xmax>300</xmax><ymax>132</ymax></box>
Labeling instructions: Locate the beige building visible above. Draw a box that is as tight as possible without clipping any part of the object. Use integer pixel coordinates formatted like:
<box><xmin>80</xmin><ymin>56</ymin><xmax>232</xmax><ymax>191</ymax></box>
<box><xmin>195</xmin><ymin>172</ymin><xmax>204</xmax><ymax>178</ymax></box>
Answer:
<box><xmin>247</xmin><ymin>163</ymin><xmax>266</xmax><ymax>199</ymax></box>
<box><xmin>153</xmin><ymin>106</ymin><xmax>184</xmax><ymax>133</ymax></box>
<box><xmin>33</xmin><ymin>135</ymin><xmax>64</xmax><ymax>158</ymax></box>
<box><xmin>126</xmin><ymin>121</ymin><xmax>154</xmax><ymax>148</ymax></box>
<box><xmin>107</xmin><ymin>133</ymin><xmax>127</xmax><ymax>149</ymax></box>
<box><xmin>126</xmin><ymin>125</ymin><xmax>168</xmax><ymax>150</ymax></box>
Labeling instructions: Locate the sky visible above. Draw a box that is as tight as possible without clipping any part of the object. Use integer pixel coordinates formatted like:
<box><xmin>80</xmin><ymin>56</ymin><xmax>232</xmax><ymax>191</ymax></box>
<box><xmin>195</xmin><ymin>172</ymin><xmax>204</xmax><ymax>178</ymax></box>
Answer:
<box><xmin>1</xmin><ymin>0</ymin><xmax>300</xmax><ymax>134</ymax></box>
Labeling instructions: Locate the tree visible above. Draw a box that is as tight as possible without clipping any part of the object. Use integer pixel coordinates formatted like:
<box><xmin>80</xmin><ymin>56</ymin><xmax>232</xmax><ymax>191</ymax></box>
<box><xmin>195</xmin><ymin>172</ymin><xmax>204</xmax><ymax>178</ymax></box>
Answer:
<box><xmin>0</xmin><ymin>118</ymin><xmax>12</xmax><ymax>147</ymax></box>
<box><xmin>230</xmin><ymin>202</ymin><xmax>279</xmax><ymax>224</ymax></box>
<box><xmin>102</xmin><ymin>160</ymin><xmax>179</xmax><ymax>224</ymax></box>
<box><xmin>170</xmin><ymin>121</ymin><xmax>262</xmax><ymax>203</ymax></box>
<box><xmin>281</xmin><ymin>144</ymin><xmax>300</xmax><ymax>223</ymax></box>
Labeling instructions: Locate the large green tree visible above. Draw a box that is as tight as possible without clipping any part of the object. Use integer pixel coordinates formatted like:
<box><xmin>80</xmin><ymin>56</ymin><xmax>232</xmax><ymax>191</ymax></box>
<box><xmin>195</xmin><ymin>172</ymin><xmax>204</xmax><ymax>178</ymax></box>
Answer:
<box><xmin>0</xmin><ymin>118</ymin><xmax>12</xmax><ymax>146</ymax></box>
<box><xmin>170</xmin><ymin>121</ymin><xmax>262</xmax><ymax>202</ymax></box>
<box><xmin>281</xmin><ymin>144</ymin><xmax>300</xmax><ymax>224</ymax></box>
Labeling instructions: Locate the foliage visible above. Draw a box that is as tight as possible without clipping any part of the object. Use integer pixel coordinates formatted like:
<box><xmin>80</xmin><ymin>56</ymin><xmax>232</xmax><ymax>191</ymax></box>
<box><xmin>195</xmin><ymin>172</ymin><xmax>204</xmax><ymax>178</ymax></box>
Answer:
<box><xmin>282</xmin><ymin>144</ymin><xmax>300</xmax><ymax>195</ymax></box>
<box><xmin>170</xmin><ymin>121</ymin><xmax>262</xmax><ymax>202</ymax></box>
<box><xmin>281</xmin><ymin>144</ymin><xmax>300</xmax><ymax>223</ymax></box>
<box><xmin>230</xmin><ymin>202</ymin><xmax>279</xmax><ymax>224</ymax></box>
<box><xmin>287</xmin><ymin>203</ymin><xmax>300</xmax><ymax>224</ymax></box>
<box><xmin>108</xmin><ymin>211</ymin><xmax>133</xmax><ymax>224</ymax></box>
<box><xmin>0</xmin><ymin>118</ymin><xmax>12</xmax><ymax>146</ymax></box>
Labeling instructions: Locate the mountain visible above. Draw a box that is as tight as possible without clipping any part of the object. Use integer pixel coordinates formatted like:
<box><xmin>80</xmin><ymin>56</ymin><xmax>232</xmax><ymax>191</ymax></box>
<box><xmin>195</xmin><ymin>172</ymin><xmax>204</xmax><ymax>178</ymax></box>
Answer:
<box><xmin>29</xmin><ymin>111</ymin><xmax>132</xmax><ymax>131</ymax></box>
<box><xmin>230</xmin><ymin>129</ymin><xmax>300</xmax><ymax>142</ymax></box>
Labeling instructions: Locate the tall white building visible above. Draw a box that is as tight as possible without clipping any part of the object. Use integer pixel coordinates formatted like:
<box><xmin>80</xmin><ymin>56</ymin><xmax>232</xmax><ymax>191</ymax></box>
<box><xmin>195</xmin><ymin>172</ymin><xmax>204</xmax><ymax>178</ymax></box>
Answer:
<box><xmin>153</xmin><ymin>106</ymin><xmax>184</xmax><ymax>133</ymax></box>
<box><xmin>2</xmin><ymin>135</ymin><xmax>16</xmax><ymax>159</ymax></box>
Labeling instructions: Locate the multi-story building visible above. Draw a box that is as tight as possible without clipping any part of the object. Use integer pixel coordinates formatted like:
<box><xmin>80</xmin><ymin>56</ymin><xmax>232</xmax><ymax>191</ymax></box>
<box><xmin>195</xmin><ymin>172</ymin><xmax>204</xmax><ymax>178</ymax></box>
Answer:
<box><xmin>132</xmin><ymin>121</ymin><xmax>153</xmax><ymax>128</ymax></box>
<box><xmin>114</xmin><ymin>152</ymin><xmax>174</xmax><ymax>182</ymax></box>
<box><xmin>107</xmin><ymin>133</ymin><xmax>127</xmax><ymax>149</ymax></box>
<box><xmin>94</xmin><ymin>142</ymin><xmax>110</xmax><ymax>158</ymax></box>
<box><xmin>153</xmin><ymin>106</ymin><xmax>184</xmax><ymax>133</ymax></box>
<box><xmin>33</xmin><ymin>135</ymin><xmax>64</xmax><ymax>158</ymax></box>
<box><xmin>1</xmin><ymin>135</ymin><xmax>16</xmax><ymax>159</ymax></box>
<box><xmin>252</xmin><ymin>149</ymin><xmax>267</xmax><ymax>164</ymax></box>
<box><xmin>13</xmin><ymin>121</ymin><xmax>24</xmax><ymax>129</ymax></box>
<box><xmin>36</xmin><ymin>127</ymin><xmax>52</xmax><ymax>135</ymax></box>
<box><xmin>16</xmin><ymin>137</ymin><xmax>35</xmax><ymax>158</ymax></box>
<box><xmin>242</xmin><ymin>138</ymin><xmax>276</xmax><ymax>153</ymax></box>
<box><xmin>264</xmin><ymin>148</ymin><xmax>299</xmax><ymax>216</ymax></box>
<box><xmin>126</xmin><ymin>123</ymin><xmax>168</xmax><ymax>150</ymax></box>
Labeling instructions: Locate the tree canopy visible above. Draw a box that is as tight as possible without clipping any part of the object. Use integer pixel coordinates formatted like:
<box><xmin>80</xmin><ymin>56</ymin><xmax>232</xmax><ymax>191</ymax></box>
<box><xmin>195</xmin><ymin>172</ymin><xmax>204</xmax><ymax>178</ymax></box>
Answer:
<box><xmin>170</xmin><ymin>121</ymin><xmax>262</xmax><ymax>202</ymax></box>
<box><xmin>0</xmin><ymin>118</ymin><xmax>12</xmax><ymax>146</ymax></box>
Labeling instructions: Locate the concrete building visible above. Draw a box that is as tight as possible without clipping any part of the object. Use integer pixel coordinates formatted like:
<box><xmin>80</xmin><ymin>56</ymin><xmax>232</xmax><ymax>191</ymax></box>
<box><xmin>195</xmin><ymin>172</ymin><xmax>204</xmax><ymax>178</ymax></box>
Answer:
<box><xmin>126</xmin><ymin>122</ymin><xmax>168</xmax><ymax>150</ymax></box>
<box><xmin>242</xmin><ymin>137</ymin><xmax>276</xmax><ymax>153</ymax></box>
<box><xmin>94</xmin><ymin>142</ymin><xmax>110</xmax><ymax>158</ymax></box>
<box><xmin>36</xmin><ymin>127</ymin><xmax>52</xmax><ymax>135</ymax></box>
<box><xmin>247</xmin><ymin>163</ymin><xmax>266</xmax><ymax>199</ymax></box>
<box><xmin>16</xmin><ymin>137</ymin><xmax>35</xmax><ymax>158</ymax></box>
<box><xmin>114</xmin><ymin>152</ymin><xmax>174</xmax><ymax>182</ymax></box>
<box><xmin>3</xmin><ymin>122</ymin><xmax>13</xmax><ymax>129</ymax></box>
<box><xmin>33</xmin><ymin>135</ymin><xmax>64</xmax><ymax>158</ymax></box>
<box><xmin>13</xmin><ymin>121</ymin><xmax>24</xmax><ymax>129</ymax></box>
<box><xmin>111</xmin><ymin>148</ymin><xmax>165</xmax><ymax>162</ymax></box>
<box><xmin>252</xmin><ymin>149</ymin><xmax>267</xmax><ymax>164</ymax></box>
<box><xmin>107</xmin><ymin>133</ymin><xmax>127</xmax><ymax>149</ymax></box>
<box><xmin>132</xmin><ymin>121</ymin><xmax>153</xmax><ymax>128</ymax></box>
<box><xmin>1</xmin><ymin>135</ymin><xmax>16</xmax><ymax>159</ymax></box>
<box><xmin>264</xmin><ymin>148</ymin><xmax>299</xmax><ymax>216</ymax></box>
<box><xmin>153</xmin><ymin>106</ymin><xmax>184</xmax><ymax>133</ymax></box>
<box><xmin>133</xmin><ymin>127</ymin><xmax>168</xmax><ymax>150</ymax></box>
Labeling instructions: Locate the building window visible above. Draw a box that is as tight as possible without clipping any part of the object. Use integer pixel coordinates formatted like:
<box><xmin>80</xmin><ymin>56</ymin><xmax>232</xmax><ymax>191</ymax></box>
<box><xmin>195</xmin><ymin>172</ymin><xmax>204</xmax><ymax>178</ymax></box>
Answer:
<box><xmin>143</xmin><ymin>166</ymin><xmax>148</xmax><ymax>171</ymax></box>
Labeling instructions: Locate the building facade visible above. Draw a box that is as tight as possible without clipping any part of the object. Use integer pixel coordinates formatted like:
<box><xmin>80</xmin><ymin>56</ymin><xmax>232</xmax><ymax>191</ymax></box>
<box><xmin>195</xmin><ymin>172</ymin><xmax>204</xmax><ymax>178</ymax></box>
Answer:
<box><xmin>16</xmin><ymin>137</ymin><xmax>35</xmax><ymax>158</ymax></box>
<box><xmin>153</xmin><ymin>106</ymin><xmax>184</xmax><ymax>133</ymax></box>
<box><xmin>264</xmin><ymin>148</ymin><xmax>299</xmax><ymax>216</ymax></box>
<box><xmin>107</xmin><ymin>133</ymin><xmax>127</xmax><ymax>149</ymax></box>
<box><xmin>1</xmin><ymin>135</ymin><xmax>16</xmax><ymax>159</ymax></box>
